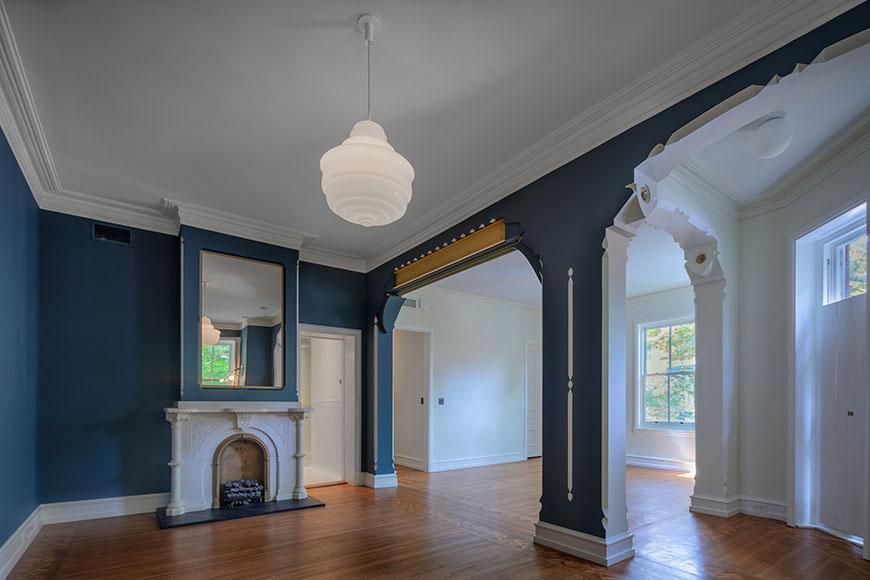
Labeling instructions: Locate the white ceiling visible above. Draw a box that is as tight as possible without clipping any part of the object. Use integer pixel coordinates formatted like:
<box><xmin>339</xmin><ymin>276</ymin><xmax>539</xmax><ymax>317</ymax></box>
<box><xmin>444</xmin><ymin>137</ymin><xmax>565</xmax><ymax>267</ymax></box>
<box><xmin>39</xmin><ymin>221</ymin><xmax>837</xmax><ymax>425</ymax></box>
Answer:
<box><xmin>692</xmin><ymin>65</ymin><xmax>870</xmax><ymax>204</ymax></box>
<box><xmin>6</xmin><ymin>0</ymin><xmax>760</xmax><ymax>261</ymax></box>
<box><xmin>203</xmin><ymin>252</ymin><xmax>283</xmax><ymax>325</ymax></box>
<box><xmin>425</xmin><ymin>251</ymin><xmax>540</xmax><ymax>307</ymax></box>
<box><xmin>626</xmin><ymin>224</ymin><xmax>689</xmax><ymax>296</ymax></box>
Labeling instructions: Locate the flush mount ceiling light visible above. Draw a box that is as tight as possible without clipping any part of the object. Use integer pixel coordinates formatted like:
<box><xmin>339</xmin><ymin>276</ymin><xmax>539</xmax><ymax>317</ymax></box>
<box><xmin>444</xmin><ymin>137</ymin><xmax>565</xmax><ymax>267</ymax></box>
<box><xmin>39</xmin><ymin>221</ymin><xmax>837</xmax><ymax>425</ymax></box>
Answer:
<box><xmin>750</xmin><ymin>116</ymin><xmax>794</xmax><ymax>159</ymax></box>
<box><xmin>320</xmin><ymin>13</ymin><xmax>415</xmax><ymax>227</ymax></box>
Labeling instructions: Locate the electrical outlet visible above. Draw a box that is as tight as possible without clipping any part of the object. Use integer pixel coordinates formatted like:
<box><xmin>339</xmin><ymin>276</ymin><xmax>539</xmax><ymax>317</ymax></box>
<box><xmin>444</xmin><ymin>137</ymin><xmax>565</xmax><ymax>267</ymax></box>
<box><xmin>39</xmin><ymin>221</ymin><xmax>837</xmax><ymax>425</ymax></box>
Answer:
<box><xmin>438</xmin><ymin>397</ymin><xmax>444</xmax><ymax>405</ymax></box>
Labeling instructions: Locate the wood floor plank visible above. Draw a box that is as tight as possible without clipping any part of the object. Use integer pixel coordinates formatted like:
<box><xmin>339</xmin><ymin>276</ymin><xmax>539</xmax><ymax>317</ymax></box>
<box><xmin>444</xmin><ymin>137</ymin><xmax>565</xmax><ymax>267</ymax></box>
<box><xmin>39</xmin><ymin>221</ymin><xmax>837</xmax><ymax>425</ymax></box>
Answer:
<box><xmin>10</xmin><ymin>461</ymin><xmax>870</xmax><ymax>579</ymax></box>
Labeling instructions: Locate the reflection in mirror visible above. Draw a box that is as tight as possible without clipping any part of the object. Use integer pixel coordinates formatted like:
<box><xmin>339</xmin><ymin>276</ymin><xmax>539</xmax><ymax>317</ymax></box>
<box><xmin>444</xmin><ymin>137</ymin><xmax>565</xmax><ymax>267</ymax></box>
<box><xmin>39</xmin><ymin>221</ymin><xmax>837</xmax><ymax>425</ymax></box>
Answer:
<box><xmin>200</xmin><ymin>251</ymin><xmax>284</xmax><ymax>389</ymax></box>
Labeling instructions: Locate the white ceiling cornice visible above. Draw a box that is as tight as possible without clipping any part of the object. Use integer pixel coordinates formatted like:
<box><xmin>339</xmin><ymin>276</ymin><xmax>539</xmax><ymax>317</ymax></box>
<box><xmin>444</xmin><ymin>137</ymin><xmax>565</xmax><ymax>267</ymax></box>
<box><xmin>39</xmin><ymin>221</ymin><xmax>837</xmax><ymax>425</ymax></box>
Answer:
<box><xmin>0</xmin><ymin>0</ymin><xmax>860</xmax><ymax>271</ymax></box>
<box><xmin>0</xmin><ymin>0</ymin><xmax>59</xmax><ymax>201</ymax></box>
<box><xmin>163</xmin><ymin>199</ymin><xmax>312</xmax><ymax>251</ymax></box>
<box><xmin>669</xmin><ymin>159</ymin><xmax>742</xmax><ymax>220</ymax></box>
<box><xmin>740</xmin><ymin>114</ymin><xmax>870</xmax><ymax>220</ymax></box>
<box><xmin>363</xmin><ymin>0</ymin><xmax>861</xmax><ymax>270</ymax></box>
<box><xmin>298</xmin><ymin>246</ymin><xmax>367</xmax><ymax>273</ymax></box>
<box><xmin>43</xmin><ymin>189</ymin><xmax>177</xmax><ymax>234</ymax></box>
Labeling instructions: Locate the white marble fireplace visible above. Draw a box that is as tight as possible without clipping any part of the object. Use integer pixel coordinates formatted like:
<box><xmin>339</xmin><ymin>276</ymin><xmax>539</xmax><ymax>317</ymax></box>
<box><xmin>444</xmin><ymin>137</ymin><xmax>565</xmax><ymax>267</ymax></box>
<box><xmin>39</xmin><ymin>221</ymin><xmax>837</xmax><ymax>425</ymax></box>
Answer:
<box><xmin>164</xmin><ymin>401</ymin><xmax>312</xmax><ymax>516</ymax></box>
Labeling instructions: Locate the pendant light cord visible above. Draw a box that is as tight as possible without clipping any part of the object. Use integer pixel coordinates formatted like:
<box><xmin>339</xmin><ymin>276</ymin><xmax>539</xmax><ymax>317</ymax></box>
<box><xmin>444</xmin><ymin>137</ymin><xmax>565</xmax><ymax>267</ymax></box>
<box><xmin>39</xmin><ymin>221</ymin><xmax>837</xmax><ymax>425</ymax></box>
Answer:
<box><xmin>366</xmin><ymin>33</ymin><xmax>372</xmax><ymax>120</ymax></box>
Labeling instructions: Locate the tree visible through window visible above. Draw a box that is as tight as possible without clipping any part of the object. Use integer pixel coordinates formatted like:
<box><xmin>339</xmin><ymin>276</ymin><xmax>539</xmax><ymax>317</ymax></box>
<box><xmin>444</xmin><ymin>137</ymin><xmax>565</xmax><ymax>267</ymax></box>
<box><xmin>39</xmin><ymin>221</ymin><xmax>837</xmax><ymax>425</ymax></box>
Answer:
<box><xmin>202</xmin><ymin>339</ymin><xmax>238</xmax><ymax>385</ymax></box>
<box><xmin>825</xmin><ymin>226</ymin><xmax>867</xmax><ymax>304</ymax></box>
<box><xmin>641</xmin><ymin>322</ymin><xmax>695</xmax><ymax>428</ymax></box>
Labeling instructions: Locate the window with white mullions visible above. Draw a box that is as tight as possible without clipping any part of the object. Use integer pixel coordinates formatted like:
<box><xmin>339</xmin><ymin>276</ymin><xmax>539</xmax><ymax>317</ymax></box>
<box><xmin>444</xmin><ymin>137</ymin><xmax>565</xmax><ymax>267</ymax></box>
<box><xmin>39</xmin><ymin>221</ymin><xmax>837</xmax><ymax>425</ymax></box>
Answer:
<box><xmin>638</xmin><ymin>320</ymin><xmax>695</xmax><ymax>430</ymax></box>
<box><xmin>823</xmin><ymin>223</ymin><xmax>867</xmax><ymax>305</ymax></box>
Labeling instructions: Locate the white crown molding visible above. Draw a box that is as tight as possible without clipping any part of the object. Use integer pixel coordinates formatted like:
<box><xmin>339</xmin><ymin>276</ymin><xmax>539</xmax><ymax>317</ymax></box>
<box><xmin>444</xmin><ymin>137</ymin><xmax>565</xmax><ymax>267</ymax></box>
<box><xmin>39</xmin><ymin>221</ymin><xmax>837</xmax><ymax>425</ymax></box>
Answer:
<box><xmin>363</xmin><ymin>0</ymin><xmax>861</xmax><ymax>270</ymax></box>
<box><xmin>0</xmin><ymin>0</ymin><xmax>59</xmax><ymax>204</ymax></box>
<box><xmin>670</xmin><ymin>158</ymin><xmax>743</xmax><ymax>219</ymax></box>
<box><xmin>0</xmin><ymin>0</ymin><xmax>860</xmax><ymax>271</ymax></box>
<box><xmin>299</xmin><ymin>245</ymin><xmax>367</xmax><ymax>273</ymax></box>
<box><xmin>740</xmin><ymin>114</ymin><xmax>870</xmax><ymax>220</ymax></box>
<box><xmin>42</xmin><ymin>189</ymin><xmax>178</xmax><ymax>235</ymax></box>
<box><xmin>411</xmin><ymin>285</ymin><xmax>542</xmax><ymax>313</ymax></box>
<box><xmin>164</xmin><ymin>199</ymin><xmax>312</xmax><ymax>251</ymax></box>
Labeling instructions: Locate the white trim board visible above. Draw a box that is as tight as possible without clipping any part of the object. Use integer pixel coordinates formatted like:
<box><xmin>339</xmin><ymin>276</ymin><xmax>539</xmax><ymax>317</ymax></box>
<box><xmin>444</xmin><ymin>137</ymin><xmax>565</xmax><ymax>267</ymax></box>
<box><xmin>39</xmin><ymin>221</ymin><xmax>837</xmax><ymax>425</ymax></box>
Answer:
<box><xmin>0</xmin><ymin>492</ymin><xmax>169</xmax><ymax>579</ymax></box>
<box><xmin>625</xmin><ymin>454</ymin><xmax>694</xmax><ymax>473</ymax></box>
<box><xmin>690</xmin><ymin>494</ymin><xmax>788</xmax><ymax>523</ymax></box>
<box><xmin>363</xmin><ymin>472</ymin><xmax>398</xmax><ymax>489</ymax></box>
<box><xmin>0</xmin><ymin>0</ymin><xmax>858</xmax><ymax>270</ymax></box>
<box><xmin>427</xmin><ymin>452</ymin><xmax>527</xmax><ymax>473</ymax></box>
<box><xmin>533</xmin><ymin>521</ymin><xmax>634</xmax><ymax>567</ymax></box>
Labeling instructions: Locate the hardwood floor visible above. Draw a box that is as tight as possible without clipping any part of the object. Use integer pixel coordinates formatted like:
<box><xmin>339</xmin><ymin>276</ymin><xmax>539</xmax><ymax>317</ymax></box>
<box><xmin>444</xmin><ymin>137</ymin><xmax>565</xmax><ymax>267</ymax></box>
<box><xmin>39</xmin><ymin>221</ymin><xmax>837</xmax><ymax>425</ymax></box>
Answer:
<box><xmin>11</xmin><ymin>461</ymin><xmax>870</xmax><ymax>579</ymax></box>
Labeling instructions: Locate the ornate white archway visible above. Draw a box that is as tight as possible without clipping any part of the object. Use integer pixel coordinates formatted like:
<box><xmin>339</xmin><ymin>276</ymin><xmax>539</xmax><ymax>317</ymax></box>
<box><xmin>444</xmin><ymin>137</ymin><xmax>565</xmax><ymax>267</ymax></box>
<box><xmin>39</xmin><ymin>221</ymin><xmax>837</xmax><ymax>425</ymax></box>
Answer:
<box><xmin>600</xmin><ymin>28</ymin><xmax>870</xmax><ymax>562</ymax></box>
<box><xmin>601</xmin><ymin>185</ymin><xmax>730</xmax><ymax>560</ymax></box>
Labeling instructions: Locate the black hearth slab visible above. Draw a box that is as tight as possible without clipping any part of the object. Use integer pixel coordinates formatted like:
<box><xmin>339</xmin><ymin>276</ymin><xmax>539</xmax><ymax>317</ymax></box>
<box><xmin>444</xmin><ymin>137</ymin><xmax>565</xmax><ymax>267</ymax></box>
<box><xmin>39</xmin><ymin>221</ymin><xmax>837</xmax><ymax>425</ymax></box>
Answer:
<box><xmin>156</xmin><ymin>497</ymin><xmax>324</xmax><ymax>529</ymax></box>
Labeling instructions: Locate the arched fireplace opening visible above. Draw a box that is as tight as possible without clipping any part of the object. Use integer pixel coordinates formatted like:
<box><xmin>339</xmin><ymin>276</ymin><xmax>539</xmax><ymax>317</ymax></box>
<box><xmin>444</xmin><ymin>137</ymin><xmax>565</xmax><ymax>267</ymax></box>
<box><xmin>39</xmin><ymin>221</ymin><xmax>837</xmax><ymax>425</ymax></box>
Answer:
<box><xmin>213</xmin><ymin>434</ymin><xmax>270</xmax><ymax>508</ymax></box>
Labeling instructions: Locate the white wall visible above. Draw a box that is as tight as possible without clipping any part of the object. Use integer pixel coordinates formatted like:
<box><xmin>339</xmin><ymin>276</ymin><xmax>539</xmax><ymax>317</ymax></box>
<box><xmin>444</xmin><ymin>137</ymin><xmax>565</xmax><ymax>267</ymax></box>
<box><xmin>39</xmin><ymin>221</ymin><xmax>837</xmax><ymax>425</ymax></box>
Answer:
<box><xmin>393</xmin><ymin>329</ymin><xmax>428</xmax><ymax>469</ymax></box>
<box><xmin>737</xmin><ymin>131</ymin><xmax>870</xmax><ymax>503</ymax></box>
<box><xmin>625</xmin><ymin>286</ymin><xmax>696</xmax><ymax>467</ymax></box>
<box><xmin>395</xmin><ymin>287</ymin><xmax>542</xmax><ymax>470</ymax></box>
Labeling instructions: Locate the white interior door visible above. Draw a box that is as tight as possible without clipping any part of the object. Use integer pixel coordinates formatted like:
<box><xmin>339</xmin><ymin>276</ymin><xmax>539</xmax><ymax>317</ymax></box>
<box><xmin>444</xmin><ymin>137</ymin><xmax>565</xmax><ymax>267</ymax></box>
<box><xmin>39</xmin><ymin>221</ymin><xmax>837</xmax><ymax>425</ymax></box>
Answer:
<box><xmin>819</xmin><ymin>294</ymin><xmax>866</xmax><ymax>540</ymax></box>
<box><xmin>393</xmin><ymin>329</ymin><xmax>429</xmax><ymax>470</ymax></box>
<box><xmin>308</xmin><ymin>336</ymin><xmax>345</xmax><ymax>484</ymax></box>
<box><xmin>527</xmin><ymin>341</ymin><xmax>543</xmax><ymax>458</ymax></box>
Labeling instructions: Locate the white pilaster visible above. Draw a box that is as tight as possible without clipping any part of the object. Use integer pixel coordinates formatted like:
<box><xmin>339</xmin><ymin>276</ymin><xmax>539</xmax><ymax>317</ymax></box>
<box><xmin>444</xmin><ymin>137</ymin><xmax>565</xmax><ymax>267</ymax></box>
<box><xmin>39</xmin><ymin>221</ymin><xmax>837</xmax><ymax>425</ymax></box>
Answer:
<box><xmin>292</xmin><ymin>413</ymin><xmax>309</xmax><ymax>500</ymax></box>
<box><xmin>165</xmin><ymin>411</ymin><xmax>189</xmax><ymax>516</ymax></box>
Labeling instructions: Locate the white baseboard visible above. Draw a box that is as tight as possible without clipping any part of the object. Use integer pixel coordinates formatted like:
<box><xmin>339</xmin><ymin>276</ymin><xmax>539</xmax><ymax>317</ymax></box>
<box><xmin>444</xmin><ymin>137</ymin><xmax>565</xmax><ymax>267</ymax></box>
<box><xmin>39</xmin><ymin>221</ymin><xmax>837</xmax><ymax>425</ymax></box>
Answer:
<box><xmin>393</xmin><ymin>454</ymin><xmax>426</xmax><ymax>472</ymax></box>
<box><xmin>738</xmin><ymin>496</ymin><xmax>787</xmax><ymax>522</ymax></box>
<box><xmin>0</xmin><ymin>492</ymin><xmax>170</xmax><ymax>579</ymax></box>
<box><xmin>626</xmin><ymin>454</ymin><xmax>694</xmax><ymax>473</ymax></box>
<box><xmin>690</xmin><ymin>493</ymin><xmax>787</xmax><ymax>522</ymax></box>
<box><xmin>0</xmin><ymin>506</ymin><xmax>42</xmax><ymax>579</ymax></box>
<box><xmin>533</xmin><ymin>521</ymin><xmax>634</xmax><ymax>566</ymax></box>
<box><xmin>363</xmin><ymin>472</ymin><xmax>398</xmax><ymax>489</ymax></box>
<box><xmin>41</xmin><ymin>492</ymin><xmax>170</xmax><ymax>525</ymax></box>
<box><xmin>428</xmin><ymin>452</ymin><xmax>526</xmax><ymax>473</ymax></box>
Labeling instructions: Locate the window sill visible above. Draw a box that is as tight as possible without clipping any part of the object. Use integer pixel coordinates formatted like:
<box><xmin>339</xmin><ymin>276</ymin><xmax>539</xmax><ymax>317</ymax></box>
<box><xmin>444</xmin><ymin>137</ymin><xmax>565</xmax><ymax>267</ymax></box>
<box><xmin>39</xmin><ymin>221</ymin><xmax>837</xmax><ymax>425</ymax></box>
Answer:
<box><xmin>632</xmin><ymin>426</ymin><xmax>695</xmax><ymax>438</ymax></box>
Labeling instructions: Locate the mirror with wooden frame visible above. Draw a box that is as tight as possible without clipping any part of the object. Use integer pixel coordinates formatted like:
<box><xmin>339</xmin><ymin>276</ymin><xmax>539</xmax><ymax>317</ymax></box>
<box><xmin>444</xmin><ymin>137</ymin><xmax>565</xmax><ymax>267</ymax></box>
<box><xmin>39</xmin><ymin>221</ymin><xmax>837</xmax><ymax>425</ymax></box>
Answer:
<box><xmin>200</xmin><ymin>250</ymin><xmax>284</xmax><ymax>389</ymax></box>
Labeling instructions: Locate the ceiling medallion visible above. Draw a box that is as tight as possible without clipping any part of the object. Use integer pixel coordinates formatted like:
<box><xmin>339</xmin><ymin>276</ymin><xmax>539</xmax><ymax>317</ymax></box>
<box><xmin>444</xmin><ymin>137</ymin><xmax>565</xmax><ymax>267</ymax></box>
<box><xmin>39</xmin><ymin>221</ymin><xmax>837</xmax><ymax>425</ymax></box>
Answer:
<box><xmin>320</xmin><ymin>14</ymin><xmax>415</xmax><ymax>227</ymax></box>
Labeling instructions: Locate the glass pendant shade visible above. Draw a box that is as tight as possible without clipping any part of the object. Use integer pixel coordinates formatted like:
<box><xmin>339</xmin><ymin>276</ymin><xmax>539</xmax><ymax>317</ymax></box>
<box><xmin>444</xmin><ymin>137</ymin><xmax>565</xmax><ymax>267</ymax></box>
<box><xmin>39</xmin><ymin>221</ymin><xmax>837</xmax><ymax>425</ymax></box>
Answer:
<box><xmin>320</xmin><ymin>119</ymin><xmax>414</xmax><ymax>227</ymax></box>
<box><xmin>201</xmin><ymin>316</ymin><xmax>221</xmax><ymax>346</ymax></box>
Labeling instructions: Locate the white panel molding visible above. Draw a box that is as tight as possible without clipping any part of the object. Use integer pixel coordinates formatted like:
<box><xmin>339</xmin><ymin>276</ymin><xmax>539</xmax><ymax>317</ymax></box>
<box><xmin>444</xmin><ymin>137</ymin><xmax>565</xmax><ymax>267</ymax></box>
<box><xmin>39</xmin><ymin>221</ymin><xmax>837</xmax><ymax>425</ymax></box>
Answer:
<box><xmin>299</xmin><ymin>246</ymin><xmax>367</xmax><ymax>273</ymax></box>
<box><xmin>567</xmin><ymin>267</ymin><xmax>574</xmax><ymax>502</ymax></box>
<box><xmin>41</xmin><ymin>189</ymin><xmax>178</xmax><ymax>235</ymax></box>
<box><xmin>164</xmin><ymin>199</ymin><xmax>312</xmax><ymax>250</ymax></box>
<box><xmin>364</xmin><ymin>0</ymin><xmax>860</xmax><ymax>270</ymax></box>
<box><xmin>40</xmin><ymin>492</ymin><xmax>170</xmax><ymax>525</ymax></box>
<box><xmin>393</xmin><ymin>454</ymin><xmax>426</xmax><ymax>472</ymax></box>
<box><xmin>625</xmin><ymin>454</ymin><xmax>695</xmax><ymax>473</ymax></box>
<box><xmin>427</xmin><ymin>452</ymin><xmax>526</xmax><ymax>473</ymax></box>
<box><xmin>363</xmin><ymin>472</ymin><xmax>398</xmax><ymax>489</ymax></box>
<box><xmin>533</xmin><ymin>521</ymin><xmax>634</xmax><ymax>566</ymax></box>
<box><xmin>0</xmin><ymin>506</ymin><xmax>41</xmax><ymax>580</ymax></box>
<box><xmin>411</xmin><ymin>285</ymin><xmax>542</xmax><ymax>314</ymax></box>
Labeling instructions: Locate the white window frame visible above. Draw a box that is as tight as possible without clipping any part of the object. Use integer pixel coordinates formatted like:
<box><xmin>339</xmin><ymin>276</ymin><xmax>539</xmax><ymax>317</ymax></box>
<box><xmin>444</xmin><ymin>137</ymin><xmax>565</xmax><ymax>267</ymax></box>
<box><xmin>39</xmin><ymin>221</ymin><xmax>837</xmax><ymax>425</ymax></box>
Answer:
<box><xmin>823</xmin><ymin>220</ymin><xmax>867</xmax><ymax>305</ymax></box>
<box><xmin>635</xmin><ymin>316</ymin><xmax>696</xmax><ymax>432</ymax></box>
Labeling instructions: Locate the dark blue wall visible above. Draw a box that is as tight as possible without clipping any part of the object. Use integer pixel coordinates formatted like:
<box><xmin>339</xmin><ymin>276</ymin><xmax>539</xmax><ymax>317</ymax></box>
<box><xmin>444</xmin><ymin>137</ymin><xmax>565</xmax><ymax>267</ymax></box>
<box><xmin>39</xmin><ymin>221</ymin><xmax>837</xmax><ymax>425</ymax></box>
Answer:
<box><xmin>38</xmin><ymin>212</ymin><xmax>179</xmax><ymax>503</ymax></box>
<box><xmin>180</xmin><ymin>226</ymin><xmax>297</xmax><ymax>401</ymax></box>
<box><xmin>363</xmin><ymin>7</ymin><xmax>870</xmax><ymax>539</ymax></box>
<box><xmin>241</xmin><ymin>325</ymin><xmax>273</xmax><ymax>386</ymax></box>
<box><xmin>0</xmin><ymin>134</ymin><xmax>39</xmax><ymax>545</ymax></box>
<box><xmin>299</xmin><ymin>261</ymin><xmax>365</xmax><ymax>330</ymax></box>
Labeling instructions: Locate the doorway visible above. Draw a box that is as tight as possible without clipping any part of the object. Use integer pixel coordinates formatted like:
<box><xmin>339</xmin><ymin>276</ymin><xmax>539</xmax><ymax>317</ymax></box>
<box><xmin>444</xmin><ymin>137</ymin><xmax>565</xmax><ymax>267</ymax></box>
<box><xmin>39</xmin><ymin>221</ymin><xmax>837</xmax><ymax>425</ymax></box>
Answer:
<box><xmin>298</xmin><ymin>325</ymin><xmax>361</xmax><ymax>487</ymax></box>
<box><xmin>526</xmin><ymin>340</ymin><xmax>542</xmax><ymax>458</ymax></box>
<box><xmin>393</xmin><ymin>328</ymin><xmax>431</xmax><ymax>471</ymax></box>
<box><xmin>793</xmin><ymin>202</ymin><xmax>867</xmax><ymax>547</ymax></box>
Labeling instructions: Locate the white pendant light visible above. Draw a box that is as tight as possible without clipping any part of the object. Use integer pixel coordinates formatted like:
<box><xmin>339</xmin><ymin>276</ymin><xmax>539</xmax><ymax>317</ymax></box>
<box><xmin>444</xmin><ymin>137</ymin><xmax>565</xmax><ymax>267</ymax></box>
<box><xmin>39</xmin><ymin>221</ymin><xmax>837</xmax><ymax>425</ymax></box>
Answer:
<box><xmin>320</xmin><ymin>14</ymin><xmax>414</xmax><ymax>227</ymax></box>
<box><xmin>201</xmin><ymin>282</ymin><xmax>221</xmax><ymax>346</ymax></box>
